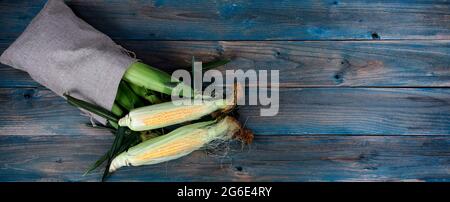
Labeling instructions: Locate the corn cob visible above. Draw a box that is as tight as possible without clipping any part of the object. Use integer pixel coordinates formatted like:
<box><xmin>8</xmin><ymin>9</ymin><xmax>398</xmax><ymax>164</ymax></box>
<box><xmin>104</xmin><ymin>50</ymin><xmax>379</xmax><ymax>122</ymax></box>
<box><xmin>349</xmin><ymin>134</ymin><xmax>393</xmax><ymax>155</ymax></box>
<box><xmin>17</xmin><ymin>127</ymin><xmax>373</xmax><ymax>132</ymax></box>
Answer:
<box><xmin>122</xmin><ymin>62</ymin><xmax>191</xmax><ymax>97</ymax></box>
<box><xmin>118</xmin><ymin>81</ymin><xmax>241</xmax><ymax>131</ymax></box>
<box><xmin>118</xmin><ymin>98</ymin><xmax>234</xmax><ymax>131</ymax></box>
<box><xmin>110</xmin><ymin>116</ymin><xmax>252</xmax><ymax>172</ymax></box>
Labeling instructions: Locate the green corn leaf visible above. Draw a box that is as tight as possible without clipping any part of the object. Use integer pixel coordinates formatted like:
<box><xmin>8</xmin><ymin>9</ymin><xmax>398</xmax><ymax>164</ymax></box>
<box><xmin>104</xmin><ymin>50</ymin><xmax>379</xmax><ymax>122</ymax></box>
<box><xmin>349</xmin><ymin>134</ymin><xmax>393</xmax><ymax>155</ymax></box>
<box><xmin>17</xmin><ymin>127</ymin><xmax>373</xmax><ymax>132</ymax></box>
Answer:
<box><xmin>102</xmin><ymin>127</ymin><xmax>126</xmax><ymax>181</ymax></box>
<box><xmin>84</xmin><ymin>130</ymin><xmax>141</xmax><ymax>176</ymax></box>
<box><xmin>127</xmin><ymin>82</ymin><xmax>162</xmax><ymax>104</ymax></box>
<box><xmin>64</xmin><ymin>93</ymin><xmax>119</xmax><ymax>123</ymax></box>
<box><xmin>116</xmin><ymin>81</ymin><xmax>146</xmax><ymax>111</ymax></box>
<box><xmin>83</xmin><ymin>152</ymin><xmax>109</xmax><ymax>176</ymax></box>
<box><xmin>100</xmin><ymin>127</ymin><xmax>142</xmax><ymax>181</ymax></box>
<box><xmin>84</xmin><ymin>122</ymin><xmax>117</xmax><ymax>133</ymax></box>
<box><xmin>111</xmin><ymin>103</ymin><xmax>125</xmax><ymax>117</ymax></box>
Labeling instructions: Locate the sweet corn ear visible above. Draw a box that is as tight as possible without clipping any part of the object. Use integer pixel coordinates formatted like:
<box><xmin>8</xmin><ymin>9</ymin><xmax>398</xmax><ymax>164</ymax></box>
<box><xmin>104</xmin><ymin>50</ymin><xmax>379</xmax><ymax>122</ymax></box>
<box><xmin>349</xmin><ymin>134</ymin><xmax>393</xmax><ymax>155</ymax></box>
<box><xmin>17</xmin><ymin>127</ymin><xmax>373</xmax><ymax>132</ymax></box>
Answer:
<box><xmin>118</xmin><ymin>99</ymin><xmax>231</xmax><ymax>131</ymax></box>
<box><xmin>110</xmin><ymin>116</ymin><xmax>247</xmax><ymax>172</ymax></box>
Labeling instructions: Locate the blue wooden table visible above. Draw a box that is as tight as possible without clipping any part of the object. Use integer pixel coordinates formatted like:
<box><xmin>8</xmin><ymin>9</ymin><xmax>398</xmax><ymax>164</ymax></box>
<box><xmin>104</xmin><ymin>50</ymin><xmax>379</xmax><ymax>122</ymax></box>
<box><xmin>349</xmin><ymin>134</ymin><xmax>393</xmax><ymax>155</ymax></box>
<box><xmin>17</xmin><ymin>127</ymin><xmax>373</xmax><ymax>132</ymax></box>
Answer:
<box><xmin>0</xmin><ymin>0</ymin><xmax>449</xmax><ymax>181</ymax></box>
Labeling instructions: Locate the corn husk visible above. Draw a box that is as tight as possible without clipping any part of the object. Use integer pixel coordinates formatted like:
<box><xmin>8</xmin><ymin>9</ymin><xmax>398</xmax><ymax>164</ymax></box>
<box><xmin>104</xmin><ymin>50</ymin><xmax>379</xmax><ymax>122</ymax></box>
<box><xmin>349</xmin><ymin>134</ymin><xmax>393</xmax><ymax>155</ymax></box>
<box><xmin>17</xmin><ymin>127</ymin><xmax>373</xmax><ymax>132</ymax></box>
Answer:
<box><xmin>127</xmin><ymin>82</ymin><xmax>162</xmax><ymax>104</ymax></box>
<box><xmin>122</xmin><ymin>62</ymin><xmax>192</xmax><ymax>97</ymax></box>
<box><xmin>115</xmin><ymin>81</ymin><xmax>145</xmax><ymax>111</ymax></box>
<box><xmin>110</xmin><ymin>116</ymin><xmax>252</xmax><ymax>172</ymax></box>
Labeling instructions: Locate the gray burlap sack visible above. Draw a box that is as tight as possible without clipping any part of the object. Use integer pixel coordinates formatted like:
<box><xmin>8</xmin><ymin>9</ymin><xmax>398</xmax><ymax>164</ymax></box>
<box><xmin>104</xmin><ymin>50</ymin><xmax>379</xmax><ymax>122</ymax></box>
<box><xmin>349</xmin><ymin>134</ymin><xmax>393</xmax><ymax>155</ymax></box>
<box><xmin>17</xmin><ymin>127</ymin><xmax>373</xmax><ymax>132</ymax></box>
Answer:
<box><xmin>0</xmin><ymin>0</ymin><xmax>137</xmax><ymax>124</ymax></box>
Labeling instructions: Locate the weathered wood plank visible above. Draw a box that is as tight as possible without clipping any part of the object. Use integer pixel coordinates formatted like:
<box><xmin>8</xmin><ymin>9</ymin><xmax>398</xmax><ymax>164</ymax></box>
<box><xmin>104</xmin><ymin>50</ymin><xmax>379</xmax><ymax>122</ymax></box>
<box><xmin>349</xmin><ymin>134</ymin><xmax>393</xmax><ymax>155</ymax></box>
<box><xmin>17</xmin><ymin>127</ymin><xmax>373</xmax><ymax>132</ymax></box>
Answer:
<box><xmin>243</xmin><ymin>87</ymin><xmax>450</xmax><ymax>135</ymax></box>
<box><xmin>1</xmin><ymin>88</ymin><xmax>449</xmax><ymax>136</ymax></box>
<box><xmin>0</xmin><ymin>88</ymin><xmax>112</xmax><ymax>136</ymax></box>
<box><xmin>0</xmin><ymin>135</ymin><xmax>448</xmax><ymax>181</ymax></box>
<box><xmin>1</xmin><ymin>0</ymin><xmax>449</xmax><ymax>40</ymax></box>
<box><xmin>1</xmin><ymin>40</ymin><xmax>449</xmax><ymax>88</ymax></box>
<box><xmin>0</xmin><ymin>66</ymin><xmax>37</xmax><ymax>88</ymax></box>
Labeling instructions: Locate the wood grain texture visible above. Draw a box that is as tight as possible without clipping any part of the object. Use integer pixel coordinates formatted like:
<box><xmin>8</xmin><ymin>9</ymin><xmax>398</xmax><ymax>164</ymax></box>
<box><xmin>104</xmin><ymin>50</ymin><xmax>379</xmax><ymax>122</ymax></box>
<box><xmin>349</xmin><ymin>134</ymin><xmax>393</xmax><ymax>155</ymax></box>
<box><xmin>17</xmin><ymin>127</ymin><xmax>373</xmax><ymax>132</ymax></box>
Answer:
<box><xmin>1</xmin><ymin>40</ymin><xmax>449</xmax><ymax>88</ymax></box>
<box><xmin>242</xmin><ymin>87</ymin><xmax>450</xmax><ymax>135</ymax></box>
<box><xmin>0</xmin><ymin>134</ymin><xmax>449</xmax><ymax>182</ymax></box>
<box><xmin>0</xmin><ymin>88</ymin><xmax>113</xmax><ymax>136</ymax></box>
<box><xmin>1</xmin><ymin>87</ymin><xmax>449</xmax><ymax>136</ymax></box>
<box><xmin>1</xmin><ymin>0</ymin><xmax>449</xmax><ymax>40</ymax></box>
<box><xmin>1</xmin><ymin>0</ymin><xmax>450</xmax><ymax>182</ymax></box>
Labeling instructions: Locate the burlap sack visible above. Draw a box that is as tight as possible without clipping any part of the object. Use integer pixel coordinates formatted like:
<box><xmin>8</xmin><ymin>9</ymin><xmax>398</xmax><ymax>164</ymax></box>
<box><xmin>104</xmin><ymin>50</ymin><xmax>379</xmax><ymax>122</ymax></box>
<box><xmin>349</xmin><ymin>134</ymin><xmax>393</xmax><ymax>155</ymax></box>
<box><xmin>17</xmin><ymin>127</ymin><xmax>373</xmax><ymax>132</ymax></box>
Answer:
<box><xmin>0</xmin><ymin>0</ymin><xmax>137</xmax><ymax>124</ymax></box>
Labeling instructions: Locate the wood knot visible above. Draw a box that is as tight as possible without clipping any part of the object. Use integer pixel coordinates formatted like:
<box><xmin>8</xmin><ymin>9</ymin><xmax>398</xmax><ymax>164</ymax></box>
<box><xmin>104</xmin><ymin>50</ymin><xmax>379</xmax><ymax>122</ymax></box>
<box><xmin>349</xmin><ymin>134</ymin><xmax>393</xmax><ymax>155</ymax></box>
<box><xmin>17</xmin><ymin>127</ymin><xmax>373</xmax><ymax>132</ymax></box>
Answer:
<box><xmin>23</xmin><ymin>93</ymin><xmax>32</xmax><ymax>99</ymax></box>
<box><xmin>371</xmin><ymin>32</ymin><xmax>380</xmax><ymax>40</ymax></box>
<box><xmin>22</xmin><ymin>89</ymin><xmax>36</xmax><ymax>99</ymax></box>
